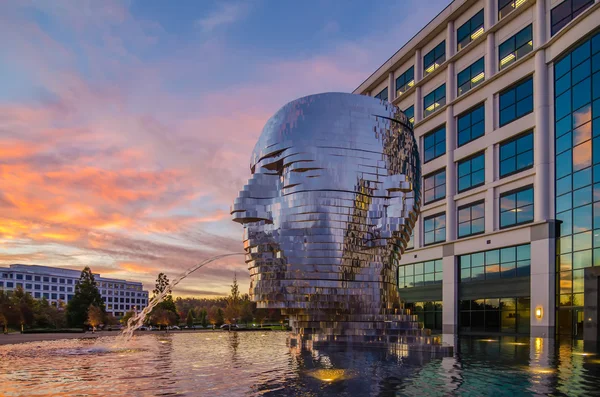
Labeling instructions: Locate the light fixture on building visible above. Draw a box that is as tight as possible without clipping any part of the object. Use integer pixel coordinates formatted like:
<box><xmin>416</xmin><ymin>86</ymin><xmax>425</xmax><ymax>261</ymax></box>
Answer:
<box><xmin>535</xmin><ymin>306</ymin><xmax>543</xmax><ymax>319</ymax></box>
<box><xmin>471</xmin><ymin>27</ymin><xmax>484</xmax><ymax>41</ymax></box>
<box><xmin>515</xmin><ymin>0</ymin><xmax>527</xmax><ymax>8</ymax></box>
<box><xmin>471</xmin><ymin>72</ymin><xmax>485</xmax><ymax>83</ymax></box>
<box><xmin>500</xmin><ymin>53</ymin><xmax>516</xmax><ymax>66</ymax></box>
<box><xmin>425</xmin><ymin>63</ymin><xmax>439</xmax><ymax>74</ymax></box>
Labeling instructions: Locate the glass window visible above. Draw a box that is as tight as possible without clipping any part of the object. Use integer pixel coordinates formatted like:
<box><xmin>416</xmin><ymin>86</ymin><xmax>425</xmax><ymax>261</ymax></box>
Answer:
<box><xmin>6</xmin><ymin>282</ymin><xmax>14</xmax><ymax>288</ymax></box>
<box><xmin>16</xmin><ymin>274</ymin><xmax>23</xmax><ymax>280</ymax></box>
<box><xmin>500</xmin><ymin>185</ymin><xmax>534</xmax><ymax>228</ymax></box>
<box><xmin>457</xmin><ymin>10</ymin><xmax>484</xmax><ymax>51</ymax></box>
<box><xmin>499</xmin><ymin>24</ymin><xmax>533</xmax><ymax>70</ymax></box>
<box><xmin>458</xmin><ymin>152</ymin><xmax>485</xmax><ymax>192</ymax></box>
<box><xmin>499</xmin><ymin>0</ymin><xmax>530</xmax><ymax>20</ymax></box>
<box><xmin>399</xmin><ymin>259</ymin><xmax>443</xmax><ymax>288</ymax></box>
<box><xmin>499</xmin><ymin>131</ymin><xmax>534</xmax><ymax>177</ymax></box>
<box><xmin>404</xmin><ymin>105</ymin><xmax>414</xmax><ymax>125</ymax></box>
<box><xmin>499</xmin><ymin>77</ymin><xmax>533</xmax><ymax>126</ymax></box>
<box><xmin>424</xmin><ymin>212</ymin><xmax>446</xmax><ymax>245</ymax></box>
<box><xmin>457</xmin><ymin>103</ymin><xmax>485</xmax><ymax>146</ymax></box>
<box><xmin>423</xmin><ymin>41</ymin><xmax>446</xmax><ymax>76</ymax></box>
<box><xmin>43</xmin><ymin>277</ymin><xmax>49</xmax><ymax>282</ymax></box>
<box><xmin>395</xmin><ymin>66</ymin><xmax>415</xmax><ymax>97</ymax></box>
<box><xmin>424</xmin><ymin>84</ymin><xmax>446</xmax><ymax>117</ymax></box>
<box><xmin>25</xmin><ymin>275</ymin><xmax>32</xmax><ymax>281</ymax></box>
<box><xmin>551</xmin><ymin>0</ymin><xmax>594</xmax><ymax>37</ymax></box>
<box><xmin>458</xmin><ymin>200</ymin><xmax>485</xmax><ymax>238</ymax></box>
<box><xmin>34</xmin><ymin>276</ymin><xmax>40</xmax><ymax>281</ymax></box>
<box><xmin>460</xmin><ymin>244</ymin><xmax>530</xmax><ymax>282</ymax></box>
<box><xmin>423</xmin><ymin>125</ymin><xmax>446</xmax><ymax>163</ymax></box>
<box><xmin>458</xmin><ymin>57</ymin><xmax>485</xmax><ymax>96</ymax></box>
<box><xmin>424</xmin><ymin>168</ymin><xmax>446</xmax><ymax>204</ymax></box>
<box><xmin>375</xmin><ymin>87</ymin><xmax>388</xmax><ymax>102</ymax></box>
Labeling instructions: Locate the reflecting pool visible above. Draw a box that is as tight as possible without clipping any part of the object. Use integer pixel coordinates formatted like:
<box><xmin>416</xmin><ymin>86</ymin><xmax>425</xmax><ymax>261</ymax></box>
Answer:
<box><xmin>0</xmin><ymin>332</ymin><xmax>599</xmax><ymax>396</ymax></box>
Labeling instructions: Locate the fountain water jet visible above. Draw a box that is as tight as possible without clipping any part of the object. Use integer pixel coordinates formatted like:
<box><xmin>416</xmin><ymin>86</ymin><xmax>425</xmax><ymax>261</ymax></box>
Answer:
<box><xmin>117</xmin><ymin>252</ymin><xmax>244</xmax><ymax>343</ymax></box>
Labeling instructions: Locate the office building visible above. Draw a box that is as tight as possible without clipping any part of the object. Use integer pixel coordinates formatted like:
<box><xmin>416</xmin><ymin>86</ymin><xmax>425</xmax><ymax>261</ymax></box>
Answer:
<box><xmin>354</xmin><ymin>0</ymin><xmax>600</xmax><ymax>338</ymax></box>
<box><xmin>0</xmin><ymin>264</ymin><xmax>149</xmax><ymax>317</ymax></box>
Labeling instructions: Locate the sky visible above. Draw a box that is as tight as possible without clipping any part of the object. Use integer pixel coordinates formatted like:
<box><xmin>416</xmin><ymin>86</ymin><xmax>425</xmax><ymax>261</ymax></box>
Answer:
<box><xmin>0</xmin><ymin>0</ymin><xmax>450</xmax><ymax>297</ymax></box>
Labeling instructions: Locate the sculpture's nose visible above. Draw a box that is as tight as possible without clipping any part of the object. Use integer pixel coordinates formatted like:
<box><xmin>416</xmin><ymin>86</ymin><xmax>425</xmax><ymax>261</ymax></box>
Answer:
<box><xmin>230</xmin><ymin>173</ymin><xmax>276</xmax><ymax>224</ymax></box>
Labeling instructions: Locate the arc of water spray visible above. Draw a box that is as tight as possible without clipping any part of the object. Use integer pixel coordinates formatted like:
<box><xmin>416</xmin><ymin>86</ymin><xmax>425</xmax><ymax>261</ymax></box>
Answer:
<box><xmin>117</xmin><ymin>252</ymin><xmax>244</xmax><ymax>343</ymax></box>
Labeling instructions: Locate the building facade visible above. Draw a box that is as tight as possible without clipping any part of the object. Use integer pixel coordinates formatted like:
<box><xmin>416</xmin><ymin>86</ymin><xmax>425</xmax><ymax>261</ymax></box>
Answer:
<box><xmin>0</xmin><ymin>264</ymin><xmax>149</xmax><ymax>317</ymax></box>
<box><xmin>353</xmin><ymin>0</ymin><xmax>600</xmax><ymax>338</ymax></box>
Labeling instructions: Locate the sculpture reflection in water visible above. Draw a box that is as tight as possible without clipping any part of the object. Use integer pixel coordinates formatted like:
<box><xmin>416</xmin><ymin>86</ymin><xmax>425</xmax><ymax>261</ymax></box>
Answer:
<box><xmin>232</xmin><ymin>93</ymin><xmax>450</xmax><ymax>354</ymax></box>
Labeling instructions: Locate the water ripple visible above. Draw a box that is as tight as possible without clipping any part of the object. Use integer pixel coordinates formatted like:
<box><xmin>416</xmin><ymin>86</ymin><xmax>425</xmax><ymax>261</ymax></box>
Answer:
<box><xmin>0</xmin><ymin>333</ymin><xmax>599</xmax><ymax>396</ymax></box>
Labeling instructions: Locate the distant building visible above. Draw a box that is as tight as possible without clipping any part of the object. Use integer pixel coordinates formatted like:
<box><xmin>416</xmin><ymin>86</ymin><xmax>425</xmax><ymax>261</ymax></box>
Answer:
<box><xmin>353</xmin><ymin>0</ymin><xmax>600</xmax><ymax>338</ymax></box>
<box><xmin>0</xmin><ymin>264</ymin><xmax>149</xmax><ymax>317</ymax></box>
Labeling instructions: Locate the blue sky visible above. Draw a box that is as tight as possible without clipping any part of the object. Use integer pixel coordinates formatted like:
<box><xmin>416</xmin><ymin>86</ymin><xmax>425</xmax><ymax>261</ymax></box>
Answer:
<box><xmin>0</xmin><ymin>0</ymin><xmax>450</xmax><ymax>296</ymax></box>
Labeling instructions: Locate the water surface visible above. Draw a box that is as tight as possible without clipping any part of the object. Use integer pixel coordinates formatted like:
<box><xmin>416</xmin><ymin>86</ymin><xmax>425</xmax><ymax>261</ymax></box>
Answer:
<box><xmin>0</xmin><ymin>332</ymin><xmax>599</xmax><ymax>396</ymax></box>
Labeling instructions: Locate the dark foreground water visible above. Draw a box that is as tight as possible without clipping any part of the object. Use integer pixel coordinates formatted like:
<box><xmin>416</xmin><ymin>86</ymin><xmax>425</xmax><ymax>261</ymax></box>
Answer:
<box><xmin>0</xmin><ymin>332</ymin><xmax>599</xmax><ymax>396</ymax></box>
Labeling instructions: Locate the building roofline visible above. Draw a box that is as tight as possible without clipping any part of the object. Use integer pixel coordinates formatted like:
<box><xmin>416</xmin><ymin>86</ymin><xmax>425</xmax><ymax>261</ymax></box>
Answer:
<box><xmin>353</xmin><ymin>0</ymin><xmax>473</xmax><ymax>94</ymax></box>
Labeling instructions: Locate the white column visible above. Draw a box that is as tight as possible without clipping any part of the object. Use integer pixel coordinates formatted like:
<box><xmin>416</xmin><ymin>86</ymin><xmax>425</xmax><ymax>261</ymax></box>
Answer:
<box><xmin>442</xmin><ymin>254</ymin><xmax>458</xmax><ymax>334</ymax></box>
<box><xmin>414</xmin><ymin>48</ymin><xmax>423</xmax><ymax>123</ymax></box>
<box><xmin>446</xmin><ymin>20</ymin><xmax>455</xmax><ymax>60</ymax></box>
<box><xmin>446</xmin><ymin>62</ymin><xmax>456</xmax><ymax>242</ymax></box>
<box><xmin>415</xmin><ymin>48</ymin><xmax>423</xmax><ymax>82</ymax></box>
<box><xmin>530</xmin><ymin>230</ymin><xmax>556</xmax><ymax>338</ymax></box>
<box><xmin>535</xmin><ymin>0</ymin><xmax>547</xmax><ymax>47</ymax></box>
<box><xmin>533</xmin><ymin>0</ymin><xmax>550</xmax><ymax>222</ymax></box>
<box><xmin>485</xmin><ymin>145</ymin><xmax>495</xmax><ymax>233</ymax></box>
<box><xmin>413</xmin><ymin>220</ymin><xmax>421</xmax><ymax>249</ymax></box>
<box><xmin>534</xmin><ymin>51</ymin><xmax>550</xmax><ymax>222</ymax></box>
<box><xmin>388</xmin><ymin>71</ymin><xmax>395</xmax><ymax>102</ymax></box>
<box><xmin>484</xmin><ymin>0</ymin><xmax>495</xmax><ymax>30</ymax></box>
<box><xmin>415</xmin><ymin>86</ymin><xmax>423</xmax><ymax>123</ymax></box>
<box><xmin>485</xmin><ymin>32</ymin><xmax>496</xmax><ymax>79</ymax></box>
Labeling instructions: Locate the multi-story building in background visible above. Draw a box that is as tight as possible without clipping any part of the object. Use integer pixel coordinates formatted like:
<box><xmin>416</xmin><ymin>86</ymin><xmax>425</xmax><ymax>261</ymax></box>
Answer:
<box><xmin>354</xmin><ymin>0</ymin><xmax>600</xmax><ymax>339</ymax></box>
<box><xmin>0</xmin><ymin>264</ymin><xmax>149</xmax><ymax>317</ymax></box>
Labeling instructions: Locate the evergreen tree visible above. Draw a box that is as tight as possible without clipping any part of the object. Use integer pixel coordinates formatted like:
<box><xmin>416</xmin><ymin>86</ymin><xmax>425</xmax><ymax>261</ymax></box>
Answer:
<box><xmin>66</xmin><ymin>267</ymin><xmax>105</xmax><ymax>328</ymax></box>
<box><xmin>153</xmin><ymin>273</ymin><xmax>170</xmax><ymax>296</ymax></box>
<box><xmin>147</xmin><ymin>273</ymin><xmax>179</xmax><ymax>325</ymax></box>
<box><xmin>186</xmin><ymin>309</ymin><xmax>194</xmax><ymax>327</ymax></box>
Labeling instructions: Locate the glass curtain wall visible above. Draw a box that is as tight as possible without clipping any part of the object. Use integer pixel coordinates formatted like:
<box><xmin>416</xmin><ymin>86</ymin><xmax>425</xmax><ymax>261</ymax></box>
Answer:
<box><xmin>554</xmin><ymin>31</ymin><xmax>600</xmax><ymax>337</ymax></box>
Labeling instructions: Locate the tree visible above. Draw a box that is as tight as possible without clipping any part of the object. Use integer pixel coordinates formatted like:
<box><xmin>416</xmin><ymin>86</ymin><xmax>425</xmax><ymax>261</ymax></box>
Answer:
<box><xmin>120</xmin><ymin>311</ymin><xmax>136</xmax><ymax>326</ymax></box>
<box><xmin>105</xmin><ymin>313</ymin><xmax>119</xmax><ymax>328</ymax></box>
<box><xmin>224</xmin><ymin>274</ymin><xmax>241</xmax><ymax>328</ymax></box>
<box><xmin>87</xmin><ymin>304</ymin><xmax>104</xmax><ymax>333</ymax></box>
<box><xmin>66</xmin><ymin>267</ymin><xmax>105</xmax><ymax>328</ymax></box>
<box><xmin>199</xmin><ymin>308</ymin><xmax>209</xmax><ymax>328</ymax></box>
<box><xmin>152</xmin><ymin>308</ymin><xmax>177</xmax><ymax>331</ymax></box>
<box><xmin>254</xmin><ymin>309</ymin><xmax>267</xmax><ymax>328</ymax></box>
<box><xmin>153</xmin><ymin>273</ymin><xmax>170</xmax><ymax>297</ymax></box>
<box><xmin>147</xmin><ymin>272</ymin><xmax>179</xmax><ymax>326</ymax></box>
<box><xmin>11</xmin><ymin>286</ymin><xmax>35</xmax><ymax>332</ymax></box>
<box><xmin>0</xmin><ymin>312</ymin><xmax>7</xmax><ymax>334</ymax></box>
<box><xmin>239</xmin><ymin>299</ymin><xmax>254</xmax><ymax>325</ymax></box>
<box><xmin>186</xmin><ymin>309</ymin><xmax>194</xmax><ymax>327</ymax></box>
<box><xmin>208</xmin><ymin>305</ymin><xmax>223</xmax><ymax>328</ymax></box>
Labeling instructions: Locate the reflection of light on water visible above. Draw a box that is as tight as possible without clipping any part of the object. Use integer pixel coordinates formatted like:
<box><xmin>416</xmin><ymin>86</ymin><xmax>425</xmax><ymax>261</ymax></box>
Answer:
<box><xmin>535</xmin><ymin>337</ymin><xmax>543</xmax><ymax>354</ymax></box>
<box><xmin>529</xmin><ymin>367</ymin><xmax>555</xmax><ymax>374</ymax></box>
<box><xmin>307</xmin><ymin>369</ymin><xmax>349</xmax><ymax>383</ymax></box>
<box><xmin>507</xmin><ymin>342</ymin><xmax>527</xmax><ymax>346</ymax></box>
<box><xmin>573</xmin><ymin>352</ymin><xmax>596</xmax><ymax>357</ymax></box>
<box><xmin>477</xmin><ymin>339</ymin><xmax>497</xmax><ymax>342</ymax></box>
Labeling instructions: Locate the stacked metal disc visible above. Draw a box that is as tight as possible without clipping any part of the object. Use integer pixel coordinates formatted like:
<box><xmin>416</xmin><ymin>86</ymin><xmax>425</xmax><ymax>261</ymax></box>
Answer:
<box><xmin>231</xmin><ymin>93</ymin><xmax>449</xmax><ymax>353</ymax></box>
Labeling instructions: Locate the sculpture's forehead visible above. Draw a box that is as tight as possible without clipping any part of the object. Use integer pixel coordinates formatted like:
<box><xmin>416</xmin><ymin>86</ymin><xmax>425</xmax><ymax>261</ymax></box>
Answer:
<box><xmin>250</xmin><ymin>93</ymin><xmax>408</xmax><ymax>169</ymax></box>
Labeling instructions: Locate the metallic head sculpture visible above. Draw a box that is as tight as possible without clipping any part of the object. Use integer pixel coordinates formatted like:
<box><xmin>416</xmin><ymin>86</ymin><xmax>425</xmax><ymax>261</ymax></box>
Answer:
<box><xmin>231</xmin><ymin>92</ymin><xmax>421</xmax><ymax>342</ymax></box>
